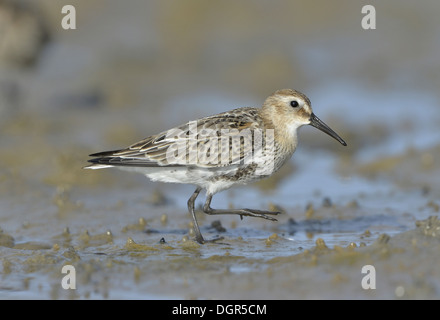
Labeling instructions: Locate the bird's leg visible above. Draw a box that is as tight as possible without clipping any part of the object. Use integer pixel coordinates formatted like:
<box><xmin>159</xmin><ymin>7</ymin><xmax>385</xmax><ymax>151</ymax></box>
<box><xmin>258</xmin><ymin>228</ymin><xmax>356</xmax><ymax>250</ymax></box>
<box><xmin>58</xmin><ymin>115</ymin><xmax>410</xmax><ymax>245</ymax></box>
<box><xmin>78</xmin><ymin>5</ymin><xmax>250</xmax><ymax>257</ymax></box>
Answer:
<box><xmin>187</xmin><ymin>188</ymin><xmax>225</xmax><ymax>244</ymax></box>
<box><xmin>187</xmin><ymin>187</ymin><xmax>204</xmax><ymax>244</ymax></box>
<box><xmin>203</xmin><ymin>193</ymin><xmax>280</xmax><ymax>221</ymax></box>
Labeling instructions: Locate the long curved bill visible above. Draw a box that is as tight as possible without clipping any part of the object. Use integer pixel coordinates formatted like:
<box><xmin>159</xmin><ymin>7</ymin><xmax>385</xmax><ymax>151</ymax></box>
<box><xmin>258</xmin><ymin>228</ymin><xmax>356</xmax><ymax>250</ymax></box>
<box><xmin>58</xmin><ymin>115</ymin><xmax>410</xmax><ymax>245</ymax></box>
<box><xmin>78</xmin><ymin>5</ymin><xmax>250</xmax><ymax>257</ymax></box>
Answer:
<box><xmin>309</xmin><ymin>113</ymin><xmax>347</xmax><ymax>146</ymax></box>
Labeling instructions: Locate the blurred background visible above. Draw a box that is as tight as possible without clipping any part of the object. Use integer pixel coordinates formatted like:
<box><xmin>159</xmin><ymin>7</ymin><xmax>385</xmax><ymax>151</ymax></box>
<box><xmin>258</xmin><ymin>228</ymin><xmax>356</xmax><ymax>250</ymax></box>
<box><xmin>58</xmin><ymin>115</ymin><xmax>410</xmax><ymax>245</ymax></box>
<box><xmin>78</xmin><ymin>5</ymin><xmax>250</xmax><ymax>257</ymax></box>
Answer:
<box><xmin>0</xmin><ymin>0</ymin><xmax>439</xmax><ymax>299</ymax></box>
<box><xmin>1</xmin><ymin>0</ymin><xmax>439</xmax><ymax>193</ymax></box>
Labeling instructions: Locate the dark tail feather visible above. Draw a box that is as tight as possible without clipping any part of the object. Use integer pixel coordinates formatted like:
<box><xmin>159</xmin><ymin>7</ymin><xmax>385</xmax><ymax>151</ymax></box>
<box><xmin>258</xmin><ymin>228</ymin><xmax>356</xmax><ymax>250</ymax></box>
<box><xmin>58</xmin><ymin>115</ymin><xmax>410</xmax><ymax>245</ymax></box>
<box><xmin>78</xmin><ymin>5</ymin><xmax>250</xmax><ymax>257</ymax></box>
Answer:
<box><xmin>88</xmin><ymin>149</ymin><xmax>123</xmax><ymax>157</ymax></box>
<box><xmin>87</xmin><ymin>156</ymin><xmax>165</xmax><ymax>167</ymax></box>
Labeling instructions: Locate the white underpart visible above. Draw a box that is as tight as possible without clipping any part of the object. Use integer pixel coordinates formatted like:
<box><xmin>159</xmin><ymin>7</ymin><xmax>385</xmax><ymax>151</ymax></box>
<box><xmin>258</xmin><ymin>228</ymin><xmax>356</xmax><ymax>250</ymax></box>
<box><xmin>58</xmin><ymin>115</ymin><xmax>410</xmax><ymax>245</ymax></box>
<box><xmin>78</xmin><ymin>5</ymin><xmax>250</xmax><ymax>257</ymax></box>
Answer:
<box><xmin>87</xmin><ymin>164</ymin><xmax>248</xmax><ymax>195</ymax></box>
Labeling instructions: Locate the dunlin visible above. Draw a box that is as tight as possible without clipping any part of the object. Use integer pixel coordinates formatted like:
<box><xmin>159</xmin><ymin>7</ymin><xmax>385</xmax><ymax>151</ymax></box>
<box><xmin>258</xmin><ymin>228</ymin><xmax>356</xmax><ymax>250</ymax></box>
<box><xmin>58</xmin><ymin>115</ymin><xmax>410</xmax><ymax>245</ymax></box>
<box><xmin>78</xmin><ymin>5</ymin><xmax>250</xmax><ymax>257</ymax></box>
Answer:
<box><xmin>85</xmin><ymin>89</ymin><xmax>347</xmax><ymax>243</ymax></box>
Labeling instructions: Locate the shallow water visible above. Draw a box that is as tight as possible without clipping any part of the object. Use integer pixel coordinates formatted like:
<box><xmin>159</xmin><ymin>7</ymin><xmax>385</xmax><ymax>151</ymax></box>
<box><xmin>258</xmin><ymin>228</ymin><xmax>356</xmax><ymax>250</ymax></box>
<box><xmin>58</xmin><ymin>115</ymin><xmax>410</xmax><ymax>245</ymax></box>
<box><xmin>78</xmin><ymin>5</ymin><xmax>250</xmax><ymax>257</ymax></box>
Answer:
<box><xmin>1</xmin><ymin>0</ymin><xmax>440</xmax><ymax>299</ymax></box>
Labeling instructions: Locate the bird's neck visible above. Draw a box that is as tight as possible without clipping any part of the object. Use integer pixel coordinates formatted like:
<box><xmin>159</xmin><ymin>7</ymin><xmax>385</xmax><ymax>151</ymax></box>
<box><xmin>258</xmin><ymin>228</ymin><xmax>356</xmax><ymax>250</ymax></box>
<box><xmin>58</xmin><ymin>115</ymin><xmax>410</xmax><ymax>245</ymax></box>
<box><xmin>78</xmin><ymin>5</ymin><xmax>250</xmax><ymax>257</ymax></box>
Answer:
<box><xmin>258</xmin><ymin>109</ymin><xmax>299</xmax><ymax>154</ymax></box>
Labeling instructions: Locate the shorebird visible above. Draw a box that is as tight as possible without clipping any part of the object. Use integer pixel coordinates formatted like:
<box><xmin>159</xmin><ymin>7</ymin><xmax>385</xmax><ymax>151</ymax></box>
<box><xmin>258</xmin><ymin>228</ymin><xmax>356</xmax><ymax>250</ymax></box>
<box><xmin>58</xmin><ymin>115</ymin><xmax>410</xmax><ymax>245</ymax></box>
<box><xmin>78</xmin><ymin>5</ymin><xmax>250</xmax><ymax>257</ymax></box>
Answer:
<box><xmin>85</xmin><ymin>89</ymin><xmax>347</xmax><ymax>244</ymax></box>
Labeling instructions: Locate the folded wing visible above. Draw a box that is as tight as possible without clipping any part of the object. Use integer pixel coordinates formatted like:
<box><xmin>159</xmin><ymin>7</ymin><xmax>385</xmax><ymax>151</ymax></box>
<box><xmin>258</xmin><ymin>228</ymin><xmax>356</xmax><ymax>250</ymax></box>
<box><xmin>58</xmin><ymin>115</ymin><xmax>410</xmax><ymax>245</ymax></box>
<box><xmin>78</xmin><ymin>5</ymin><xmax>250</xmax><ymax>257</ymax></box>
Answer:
<box><xmin>87</xmin><ymin>107</ymin><xmax>265</xmax><ymax>169</ymax></box>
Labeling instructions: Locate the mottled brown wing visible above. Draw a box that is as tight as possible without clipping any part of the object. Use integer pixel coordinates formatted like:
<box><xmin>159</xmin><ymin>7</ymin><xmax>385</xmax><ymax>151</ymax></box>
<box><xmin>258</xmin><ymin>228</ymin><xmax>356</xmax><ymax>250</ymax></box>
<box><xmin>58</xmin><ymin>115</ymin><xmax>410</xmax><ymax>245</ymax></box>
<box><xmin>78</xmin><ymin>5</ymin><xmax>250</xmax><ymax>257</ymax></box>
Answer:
<box><xmin>89</xmin><ymin>107</ymin><xmax>265</xmax><ymax>168</ymax></box>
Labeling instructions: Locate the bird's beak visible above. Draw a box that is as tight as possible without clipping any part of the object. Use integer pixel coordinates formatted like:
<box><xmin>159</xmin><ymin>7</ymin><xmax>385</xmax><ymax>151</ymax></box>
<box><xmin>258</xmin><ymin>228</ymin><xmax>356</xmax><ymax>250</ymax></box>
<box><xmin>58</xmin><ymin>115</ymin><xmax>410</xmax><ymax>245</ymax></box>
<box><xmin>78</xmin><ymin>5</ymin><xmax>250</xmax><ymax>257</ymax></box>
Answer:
<box><xmin>309</xmin><ymin>113</ymin><xmax>347</xmax><ymax>146</ymax></box>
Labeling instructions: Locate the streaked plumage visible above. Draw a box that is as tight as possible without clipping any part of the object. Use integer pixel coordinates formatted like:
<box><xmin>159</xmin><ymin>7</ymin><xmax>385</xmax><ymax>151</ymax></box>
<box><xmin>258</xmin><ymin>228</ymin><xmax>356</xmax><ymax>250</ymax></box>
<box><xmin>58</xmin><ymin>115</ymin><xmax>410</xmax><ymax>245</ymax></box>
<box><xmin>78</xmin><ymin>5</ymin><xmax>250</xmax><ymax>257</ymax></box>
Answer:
<box><xmin>85</xmin><ymin>89</ymin><xmax>347</xmax><ymax>243</ymax></box>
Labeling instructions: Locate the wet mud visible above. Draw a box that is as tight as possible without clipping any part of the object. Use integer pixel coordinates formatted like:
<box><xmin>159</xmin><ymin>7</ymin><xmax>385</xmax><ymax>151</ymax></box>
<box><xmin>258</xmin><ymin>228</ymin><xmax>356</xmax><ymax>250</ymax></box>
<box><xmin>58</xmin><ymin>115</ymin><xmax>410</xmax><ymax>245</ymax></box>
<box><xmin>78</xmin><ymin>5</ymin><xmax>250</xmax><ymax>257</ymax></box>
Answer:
<box><xmin>1</xmin><ymin>0</ymin><xmax>440</xmax><ymax>299</ymax></box>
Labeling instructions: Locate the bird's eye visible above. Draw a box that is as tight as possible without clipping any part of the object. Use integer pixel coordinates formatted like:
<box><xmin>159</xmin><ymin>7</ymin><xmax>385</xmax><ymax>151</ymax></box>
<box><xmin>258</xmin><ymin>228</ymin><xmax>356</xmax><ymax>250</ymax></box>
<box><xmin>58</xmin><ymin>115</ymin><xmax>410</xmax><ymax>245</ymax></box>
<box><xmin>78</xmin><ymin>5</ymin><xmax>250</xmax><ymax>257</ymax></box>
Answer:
<box><xmin>290</xmin><ymin>100</ymin><xmax>299</xmax><ymax>108</ymax></box>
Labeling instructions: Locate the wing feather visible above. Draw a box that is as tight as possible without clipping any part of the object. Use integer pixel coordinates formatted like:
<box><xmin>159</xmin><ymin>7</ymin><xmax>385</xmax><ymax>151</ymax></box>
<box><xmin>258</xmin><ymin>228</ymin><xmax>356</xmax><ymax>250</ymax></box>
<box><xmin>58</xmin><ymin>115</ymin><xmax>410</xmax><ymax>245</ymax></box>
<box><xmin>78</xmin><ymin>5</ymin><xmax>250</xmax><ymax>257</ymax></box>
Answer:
<box><xmin>87</xmin><ymin>107</ymin><xmax>265</xmax><ymax>168</ymax></box>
